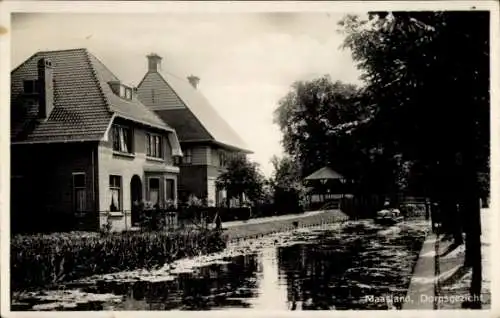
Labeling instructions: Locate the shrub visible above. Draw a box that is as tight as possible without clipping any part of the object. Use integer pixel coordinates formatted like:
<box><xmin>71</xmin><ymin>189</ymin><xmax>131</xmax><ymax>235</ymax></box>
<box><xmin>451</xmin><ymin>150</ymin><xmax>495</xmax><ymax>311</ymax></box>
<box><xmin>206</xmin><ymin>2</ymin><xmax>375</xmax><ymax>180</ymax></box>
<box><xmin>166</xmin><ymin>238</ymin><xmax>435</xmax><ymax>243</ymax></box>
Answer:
<box><xmin>11</xmin><ymin>228</ymin><xmax>226</xmax><ymax>291</ymax></box>
<box><xmin>399</xmin><ymin>203</ymin><xmax>426</xmax><ymax>217</ymax></box>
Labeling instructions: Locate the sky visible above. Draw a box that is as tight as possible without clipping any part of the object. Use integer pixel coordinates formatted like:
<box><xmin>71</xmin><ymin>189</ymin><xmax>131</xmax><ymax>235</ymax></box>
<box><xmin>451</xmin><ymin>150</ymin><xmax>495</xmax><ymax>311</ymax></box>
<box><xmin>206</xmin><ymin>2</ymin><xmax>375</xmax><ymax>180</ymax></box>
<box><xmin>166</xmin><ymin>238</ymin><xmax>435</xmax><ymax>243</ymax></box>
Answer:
<box><xmin>11</xmin><ymin>12</ymin><xmax>362</xmax><ymax>177</ymax></box>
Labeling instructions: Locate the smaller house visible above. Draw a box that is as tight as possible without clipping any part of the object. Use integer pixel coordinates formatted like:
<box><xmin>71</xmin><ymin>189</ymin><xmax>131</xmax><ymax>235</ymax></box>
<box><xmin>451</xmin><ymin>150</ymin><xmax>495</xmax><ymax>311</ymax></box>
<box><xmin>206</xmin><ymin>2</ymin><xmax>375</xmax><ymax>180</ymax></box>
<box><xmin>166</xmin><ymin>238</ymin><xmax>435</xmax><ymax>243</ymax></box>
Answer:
<box><xmin>304</xmin><ymin>166</ymin><xmax>352</xmax><ymax>209</ymax></box>
<box><xmin>10</xmin><ymin>48</ymin><xmax>183</xmax><ymax>232</ymax></box>
<box><xmin>137</xmin><ymin>53</ymin><xmax>253</xmax><ymax>207</ymax></box>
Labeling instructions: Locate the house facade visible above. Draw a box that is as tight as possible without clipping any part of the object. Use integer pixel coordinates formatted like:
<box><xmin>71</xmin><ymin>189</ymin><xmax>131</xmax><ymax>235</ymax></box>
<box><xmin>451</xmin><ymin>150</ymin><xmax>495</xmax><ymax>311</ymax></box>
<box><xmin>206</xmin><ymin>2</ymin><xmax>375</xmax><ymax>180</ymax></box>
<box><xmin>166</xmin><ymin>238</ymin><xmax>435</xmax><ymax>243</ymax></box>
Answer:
<box><xmin>137</xmin><ymin>53</ymin><xmax>252</xmax><ymax>207</ymax></box>
<box><xmin>10</xmin><ymin>48</ymin><xmax>183</xmax><ymax>232</ymax></box>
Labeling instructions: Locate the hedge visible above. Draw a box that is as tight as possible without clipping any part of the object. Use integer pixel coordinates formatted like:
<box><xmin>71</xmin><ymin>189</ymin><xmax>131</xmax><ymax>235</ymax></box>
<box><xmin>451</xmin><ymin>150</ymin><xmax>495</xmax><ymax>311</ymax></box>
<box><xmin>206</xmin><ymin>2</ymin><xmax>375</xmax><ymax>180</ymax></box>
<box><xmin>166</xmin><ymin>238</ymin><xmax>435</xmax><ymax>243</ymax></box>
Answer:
<box><xmin>11</xmin><ymin>229</ymin><xmax>226</xmax><ymax>291</ymax></box>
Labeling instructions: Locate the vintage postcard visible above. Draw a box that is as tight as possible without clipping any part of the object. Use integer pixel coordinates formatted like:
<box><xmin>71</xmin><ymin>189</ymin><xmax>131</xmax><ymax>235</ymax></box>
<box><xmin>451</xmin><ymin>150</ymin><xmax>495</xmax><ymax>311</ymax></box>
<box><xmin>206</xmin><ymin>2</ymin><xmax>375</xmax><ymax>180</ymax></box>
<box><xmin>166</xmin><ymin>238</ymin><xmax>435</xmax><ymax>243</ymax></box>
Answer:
<box><xmin>0</xmin><ymin>1</ymin><xmax>498</xmax><ymax>317</ymax></box>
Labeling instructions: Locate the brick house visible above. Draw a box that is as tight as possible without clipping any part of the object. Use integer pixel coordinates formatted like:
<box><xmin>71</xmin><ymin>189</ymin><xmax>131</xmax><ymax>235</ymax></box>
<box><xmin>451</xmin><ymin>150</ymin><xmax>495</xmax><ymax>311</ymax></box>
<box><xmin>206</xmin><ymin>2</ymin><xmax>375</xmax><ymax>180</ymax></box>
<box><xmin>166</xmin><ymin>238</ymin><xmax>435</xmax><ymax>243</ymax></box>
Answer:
<box><xmin>10</xmin><ymin>48</ymin><xmax>183</xmax><ymax>232</ymax></box>
<box><xmin>137</xmin><ymin>53</ymin><xmax>252</xmax><ymax>207</ymax></box>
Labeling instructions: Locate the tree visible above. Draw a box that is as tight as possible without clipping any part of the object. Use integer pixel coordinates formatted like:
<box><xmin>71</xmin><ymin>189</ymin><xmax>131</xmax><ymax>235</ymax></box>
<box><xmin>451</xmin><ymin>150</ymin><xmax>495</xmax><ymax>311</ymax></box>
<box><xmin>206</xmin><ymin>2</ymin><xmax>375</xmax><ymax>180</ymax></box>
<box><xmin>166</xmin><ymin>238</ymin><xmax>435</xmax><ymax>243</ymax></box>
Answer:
<box><xmin>269</xmin><ymin>155</ymin><xmax>305</xmax><ymax>214</ymax></box>
<box><xmin>216</xmin><ymin>155</ymin><xmax>265</xmax><ymax>207</ymax></box>
<box><xmin>273</xmin><ymin>77</ymin><xmax>372</xmax><ymax>179</ymax></box>
<box><xmin>339</xmin><ymin>11</ymin><xmax>489</xmax><ymax>307</ymax></box>
<box><xmin>269</xmin><ymin>155</ymin><xmax>302</xmax><ymax>190</ymax></box>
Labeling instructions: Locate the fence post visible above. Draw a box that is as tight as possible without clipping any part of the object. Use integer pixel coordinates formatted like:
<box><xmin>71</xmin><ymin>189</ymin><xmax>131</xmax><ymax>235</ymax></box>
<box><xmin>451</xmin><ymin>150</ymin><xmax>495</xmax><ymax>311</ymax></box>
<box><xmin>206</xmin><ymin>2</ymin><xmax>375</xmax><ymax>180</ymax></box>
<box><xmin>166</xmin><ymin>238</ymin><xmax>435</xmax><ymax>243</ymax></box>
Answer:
<box><xmin>425</xmin><ymin>199</ymin><xmax>430</xmax><ymax>220</ymax></box>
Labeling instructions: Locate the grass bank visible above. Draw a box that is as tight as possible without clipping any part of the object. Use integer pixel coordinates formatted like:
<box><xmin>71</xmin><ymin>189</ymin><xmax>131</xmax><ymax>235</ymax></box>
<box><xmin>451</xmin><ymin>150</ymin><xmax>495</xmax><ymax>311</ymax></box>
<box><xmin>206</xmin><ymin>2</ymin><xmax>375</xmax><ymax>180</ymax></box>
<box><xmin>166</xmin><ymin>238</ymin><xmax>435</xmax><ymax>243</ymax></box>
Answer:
<box><xmin>11</xmin><ymin>229</ymin><xmax>226</xmax><ymax>291</ymax></box>
<box><xmin>223</xmin><ymin>210</ymin><xmax>349</xmax><ymax>241</ymax></box>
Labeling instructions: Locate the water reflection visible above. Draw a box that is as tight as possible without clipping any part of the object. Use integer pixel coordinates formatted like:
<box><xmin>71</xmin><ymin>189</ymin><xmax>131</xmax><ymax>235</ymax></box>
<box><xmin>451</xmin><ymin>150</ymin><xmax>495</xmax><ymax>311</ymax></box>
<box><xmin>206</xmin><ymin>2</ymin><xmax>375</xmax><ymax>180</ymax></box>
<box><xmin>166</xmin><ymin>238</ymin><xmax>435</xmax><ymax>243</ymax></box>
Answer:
<box><xmin>12</xmin><ymin>220</ymin><xmax>428</xmax><ymax>311</ymax></box>
<box><xmin>250</xmin><ymin>247</ymin><xmax>288</xmax><ymax>310</ymax></box>
<box><xmin>89</xmin><ymin>254</ymin><xmax>261</xmax><ymax>310</ymax></box>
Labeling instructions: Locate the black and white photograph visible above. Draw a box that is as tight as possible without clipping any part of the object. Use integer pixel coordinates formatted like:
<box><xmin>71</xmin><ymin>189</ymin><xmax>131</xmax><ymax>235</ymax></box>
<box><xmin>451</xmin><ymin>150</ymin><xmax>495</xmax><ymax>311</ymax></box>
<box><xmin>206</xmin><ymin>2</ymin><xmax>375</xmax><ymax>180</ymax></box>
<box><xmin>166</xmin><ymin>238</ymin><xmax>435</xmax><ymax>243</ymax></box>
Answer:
<box><xmin>0</xmin><ymin>1</ymin><xmax>497</xmax><ymax>315</ymax></box>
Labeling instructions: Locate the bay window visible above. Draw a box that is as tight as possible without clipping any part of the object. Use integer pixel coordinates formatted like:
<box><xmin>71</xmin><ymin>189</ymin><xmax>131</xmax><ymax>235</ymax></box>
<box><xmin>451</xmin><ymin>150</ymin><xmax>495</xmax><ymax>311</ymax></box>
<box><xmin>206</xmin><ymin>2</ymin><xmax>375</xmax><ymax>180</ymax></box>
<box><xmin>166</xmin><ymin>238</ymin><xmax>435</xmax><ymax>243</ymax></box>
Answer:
<box><xmin>148</xmin><ymin>178</ymin><xmax>160</xmax><ymax>206</ymax></box>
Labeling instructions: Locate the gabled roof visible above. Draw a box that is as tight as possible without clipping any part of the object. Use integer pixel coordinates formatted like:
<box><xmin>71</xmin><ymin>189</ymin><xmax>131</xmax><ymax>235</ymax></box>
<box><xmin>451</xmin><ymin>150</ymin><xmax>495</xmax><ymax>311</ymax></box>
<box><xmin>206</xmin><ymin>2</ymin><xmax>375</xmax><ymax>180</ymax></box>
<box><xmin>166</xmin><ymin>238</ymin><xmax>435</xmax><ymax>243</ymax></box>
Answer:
<box><xmin>304</xmin><ymin>166</ymin><xmax>345</xmax><ymax>181</ymax></box>
<box><xmin>11</xmin><ymin>48</ymin><xmax>174</xmax><ymax>144</ymax></box>
<box><xmin>138</xmin><ymin>69</ymin><xmax>251</xmax><ymax>153</ymax></box>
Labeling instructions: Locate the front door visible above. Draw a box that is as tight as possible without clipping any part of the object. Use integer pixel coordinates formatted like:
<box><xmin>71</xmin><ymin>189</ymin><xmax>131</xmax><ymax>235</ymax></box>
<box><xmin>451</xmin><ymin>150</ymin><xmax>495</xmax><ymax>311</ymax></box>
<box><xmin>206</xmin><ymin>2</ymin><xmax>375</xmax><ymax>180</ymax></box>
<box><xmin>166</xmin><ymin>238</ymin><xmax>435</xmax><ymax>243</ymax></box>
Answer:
<box><xmin>130</xmin><ymin>175</ymin><xmax>142</xmax><ymax>226</ymax></box>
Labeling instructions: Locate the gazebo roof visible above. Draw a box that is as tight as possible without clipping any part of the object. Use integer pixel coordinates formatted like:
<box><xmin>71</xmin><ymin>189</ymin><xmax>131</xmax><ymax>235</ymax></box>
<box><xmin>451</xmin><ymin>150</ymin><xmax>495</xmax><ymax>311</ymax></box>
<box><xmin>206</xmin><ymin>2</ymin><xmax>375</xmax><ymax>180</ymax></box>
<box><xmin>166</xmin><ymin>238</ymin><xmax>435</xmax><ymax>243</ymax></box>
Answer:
<box><xmin>304</xmin><ymin>166</ymin><xmax>344</xmax><ymax>181</ymax></box>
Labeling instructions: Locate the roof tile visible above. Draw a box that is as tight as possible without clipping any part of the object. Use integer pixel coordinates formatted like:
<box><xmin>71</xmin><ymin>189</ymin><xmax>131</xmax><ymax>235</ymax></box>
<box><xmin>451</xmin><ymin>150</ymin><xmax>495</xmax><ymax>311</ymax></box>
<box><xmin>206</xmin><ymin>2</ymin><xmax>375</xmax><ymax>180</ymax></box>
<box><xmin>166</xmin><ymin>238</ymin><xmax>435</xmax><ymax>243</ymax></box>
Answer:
<box><xmin>138</xmin><ymin>70</ymin><xmax>251</xmax><ymax>152</ymax></box>
<box><xmin>11</xmin><ymin>48</ymin><xmax>173</xmax><ymax>144</ymax></box>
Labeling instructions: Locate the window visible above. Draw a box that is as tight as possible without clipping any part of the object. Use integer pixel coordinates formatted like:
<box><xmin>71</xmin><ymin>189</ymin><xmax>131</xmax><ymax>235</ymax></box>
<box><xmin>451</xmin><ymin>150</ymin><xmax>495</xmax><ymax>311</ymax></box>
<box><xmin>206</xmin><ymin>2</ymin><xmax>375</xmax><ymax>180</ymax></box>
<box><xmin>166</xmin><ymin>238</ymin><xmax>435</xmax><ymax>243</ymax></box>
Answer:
<box><xmin>165</xmin><ymin>179</ymin><xmax>175</xmax><ymax>201</ymax></box>
<box><xmin>112</xmin><ymin>125</ymin><xmax>133</xmax><ymax>153</ymax></box>
<box><xmin>23</xmin><ymin>80</ymin><xmax>38</xmax><ymax>94</ymax></box>
<box><xmin>115</xmin><ymin>84</ymin><xmax>133</xmax><ymax>100</ymax></box>
<box><xmin>125</xmin><ymin>87</ymin><xmax>132</xmax><ymax>100</ymax></box>
<box><xmin>109</xmin><ymin>175</ymin><xmax>122</xmax><ymax>212</ymax></box>
<box><xmin>184</xmin><ymin>149</ymin><xmax>192</xmax><ymax>164</ymax></box>
<box><xmin>219</xmin><ymin>151</ymin><xmax>227</xmax><ymax>167</ymax></box>
<box><xmin>146</xmin><ymin>133</ymin><xmax>163</xmax><ymax>159</ymax></box>
<box><xmin>148</xmin><ymin>178</ymin><xmax>160</xmax><ymax>206</ymax></box>
<box><xmin>119</xmin><ymin>85</ymin><xmax>125</xmax><ymax>98</ymax></box>
<box><xmin>73</xmin><ymin>173</ymin><xmax>87</xmax><ymax>212</ymax></box>
<box><xmin>151</xmin><ymin>89</ymin><xmax>156</xmax><ymax>104</ymax></box>
<box><xmin>173</xmin><ymin>156</ymin><xmax>181</xmax><ymax>166</ymax></box>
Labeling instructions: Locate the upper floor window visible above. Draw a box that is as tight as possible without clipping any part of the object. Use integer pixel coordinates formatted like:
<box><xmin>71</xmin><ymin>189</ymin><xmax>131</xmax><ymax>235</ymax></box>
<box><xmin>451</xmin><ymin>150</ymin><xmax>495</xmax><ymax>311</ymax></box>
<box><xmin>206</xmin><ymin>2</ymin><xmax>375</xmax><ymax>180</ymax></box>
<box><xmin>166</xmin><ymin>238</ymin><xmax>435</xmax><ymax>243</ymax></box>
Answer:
<box><xmin>184</xmin><ymin>148</ymin><xmax>192</xmax><ymax>164</ymax></box>
<box><xmin>119</xmin><ymin>85</ymin><xmax>133</xmax><ymax>100</ymax></box>
<box><xmin>23</xmin><ymin>80</ymin><xmax>38</xmax><ymax>94</ymax></box>
<box><xmin>219</xmin><ymin>151</ymin><xmax>227</xmax><ymax>167</ymax></box>
<box><xmin>173</xmin><ymin>156</ymin><xmax>181</xmax><ymax>166</ymax></box>
<box><xmin>112</xmin><ymin>125</ymin><xmax>133</xmax><ymax>154</ymax></box>
<box><xmin>125</xmin><ymin>88</ymin><xmax>132</xmax><ymax>100</ymax></box>
<box><xmin>146</xmin><ymin>133</ymin><xmax>163</xmax><ymax>159</ymax></box>
<box><xmin>109</xmin><ymin>81</ymin><xmax>133</xmax><ymax>100</ymax></box>
<box><xmin>151</xmin><ymin>89</ymin><xmax>156</xmax><ymax>104</ymax></box>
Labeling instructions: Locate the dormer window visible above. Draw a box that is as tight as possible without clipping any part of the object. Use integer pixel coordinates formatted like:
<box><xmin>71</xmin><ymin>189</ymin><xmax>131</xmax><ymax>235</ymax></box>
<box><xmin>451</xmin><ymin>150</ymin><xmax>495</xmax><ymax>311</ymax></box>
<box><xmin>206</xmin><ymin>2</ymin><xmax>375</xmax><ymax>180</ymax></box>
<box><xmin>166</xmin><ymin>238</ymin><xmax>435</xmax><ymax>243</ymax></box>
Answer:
<box><xmin>109</xmin><ymin>81</ymin><xmax>133</xmax><ymax>100</ymax></box>
<box><xmin>23</xmin><ymin>80</ymin><xmax>38</xmax><ymax>94</ymax></box>
<box><xmin>118</xmin><ymin>85</ymin><xmax>133</xmax><ymax>100</ymax></box>
<box><xmin>125</xmin><ymin>87</ymin><xmax>132</xmax><ymax>100</ymax></box>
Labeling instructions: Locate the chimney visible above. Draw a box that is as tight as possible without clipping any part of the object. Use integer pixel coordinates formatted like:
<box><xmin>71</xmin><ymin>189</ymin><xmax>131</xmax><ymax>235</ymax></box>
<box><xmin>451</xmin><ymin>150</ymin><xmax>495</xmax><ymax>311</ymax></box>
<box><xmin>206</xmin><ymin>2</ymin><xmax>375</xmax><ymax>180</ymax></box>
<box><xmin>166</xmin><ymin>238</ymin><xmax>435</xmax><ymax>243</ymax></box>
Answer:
<box><xmin>147</xmin><ymin>53</ymin><xmax>162</xmax><ymax>73</ymax></box>
<box><xmin>37</xmin><ymin>58</ymin><xmax>54</xmax><ymax>120</ymax></box>
<box><xmin>187</xmin><ymin>75</ymin><xmax>200</xmax><ymax>89</ymax></box>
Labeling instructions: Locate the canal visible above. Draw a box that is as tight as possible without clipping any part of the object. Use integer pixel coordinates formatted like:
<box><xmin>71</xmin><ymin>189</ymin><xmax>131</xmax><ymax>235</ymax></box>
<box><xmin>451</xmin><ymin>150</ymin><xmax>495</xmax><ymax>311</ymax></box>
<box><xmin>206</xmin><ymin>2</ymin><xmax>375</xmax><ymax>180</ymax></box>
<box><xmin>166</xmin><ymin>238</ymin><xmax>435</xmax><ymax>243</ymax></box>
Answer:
<box><xmin>12</xmin><ymin>219</ymin><xmax>429</xmax><ymax>311</ymax></box>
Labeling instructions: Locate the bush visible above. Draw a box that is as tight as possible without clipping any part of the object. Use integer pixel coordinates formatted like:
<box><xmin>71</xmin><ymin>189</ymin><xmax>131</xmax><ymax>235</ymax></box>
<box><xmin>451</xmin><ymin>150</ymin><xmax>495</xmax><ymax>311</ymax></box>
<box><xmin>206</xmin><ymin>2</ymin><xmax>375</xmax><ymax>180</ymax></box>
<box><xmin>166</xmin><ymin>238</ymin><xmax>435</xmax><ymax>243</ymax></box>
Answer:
<box><xmin>399</xmin><ymin>203</ymin><xmax>426</xmax><ymax>217</ymax></box>
<box><xmin>11</xmin><ymin>229</ymin><xmax>226</xmax><ymax>291</ymax></box>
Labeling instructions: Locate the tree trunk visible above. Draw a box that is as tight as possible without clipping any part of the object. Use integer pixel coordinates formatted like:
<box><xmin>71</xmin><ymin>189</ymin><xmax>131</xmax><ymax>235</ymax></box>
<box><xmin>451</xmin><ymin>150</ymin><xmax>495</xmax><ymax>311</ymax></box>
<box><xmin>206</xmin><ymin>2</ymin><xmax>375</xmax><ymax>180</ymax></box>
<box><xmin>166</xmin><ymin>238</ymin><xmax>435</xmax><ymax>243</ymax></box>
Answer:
<box><xmin>461</xmin><ymin>148</ymin><xmax>482</xmax><ymax>308</ymax></box>
<box><xmin>463</xmin><ymin>195</ymin><xmax>482</xmax><ymax>308</ymax></box>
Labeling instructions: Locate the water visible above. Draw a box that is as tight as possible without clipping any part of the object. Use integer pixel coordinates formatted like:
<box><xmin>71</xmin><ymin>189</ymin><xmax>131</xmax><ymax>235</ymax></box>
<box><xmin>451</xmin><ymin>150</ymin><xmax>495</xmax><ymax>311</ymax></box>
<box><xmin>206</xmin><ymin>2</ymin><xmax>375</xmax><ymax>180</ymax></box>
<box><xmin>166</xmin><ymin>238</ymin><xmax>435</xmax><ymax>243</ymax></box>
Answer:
<box><xmin>12</xmin><ymin>219</ymin><xmax>429</xmax><ymax>311</ymax></box>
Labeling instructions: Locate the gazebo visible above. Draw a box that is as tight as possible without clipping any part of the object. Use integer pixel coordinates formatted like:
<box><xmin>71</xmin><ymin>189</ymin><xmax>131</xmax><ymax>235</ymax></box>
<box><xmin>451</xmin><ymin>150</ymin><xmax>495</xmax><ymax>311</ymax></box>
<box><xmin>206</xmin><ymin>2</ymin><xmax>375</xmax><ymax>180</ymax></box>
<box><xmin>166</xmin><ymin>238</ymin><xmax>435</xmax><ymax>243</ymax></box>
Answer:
<box><xmin>303</xmin><ymin>166</ymin><xmax>351</xmax><ymax>208</ymax></box>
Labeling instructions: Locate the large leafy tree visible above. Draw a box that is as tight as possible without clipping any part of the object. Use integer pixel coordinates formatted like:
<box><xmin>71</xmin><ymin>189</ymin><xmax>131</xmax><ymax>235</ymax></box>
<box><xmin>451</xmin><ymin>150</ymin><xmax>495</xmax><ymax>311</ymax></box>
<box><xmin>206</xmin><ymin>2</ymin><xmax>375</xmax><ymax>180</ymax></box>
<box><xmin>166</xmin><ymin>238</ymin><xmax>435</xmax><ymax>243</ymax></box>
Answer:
<box><xmin>269</xmin><ymin>155</ymin><xmax>302</xmax><ymax>190</ymax></box>
<box><xmin>216</xmin><ymin>155</ymin><xmax>265</xmax><ymax>206</ymax></box>
<box><xmin>339</xmin><ymin>11</ymin><xmax>489</xmax><ymax>307</ymax></box>
<box><xmin>273</xmin><ymin>77</ymin><xmax>371</xmax><ymax>179</ymax></box>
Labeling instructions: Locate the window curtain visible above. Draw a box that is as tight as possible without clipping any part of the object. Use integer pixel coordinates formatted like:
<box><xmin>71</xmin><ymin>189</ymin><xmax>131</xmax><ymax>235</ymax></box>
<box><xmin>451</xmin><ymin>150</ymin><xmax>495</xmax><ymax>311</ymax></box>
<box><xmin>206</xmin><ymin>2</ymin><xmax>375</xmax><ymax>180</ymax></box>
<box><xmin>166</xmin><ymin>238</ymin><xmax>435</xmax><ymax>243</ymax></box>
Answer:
<box><xmin>109</xmin><ymin>188</ymin><xmax>120</xmax><ymax>211</ymax></box>
<box><xmin>149</xmin><ymin>178</ymin><xmax>160</xmax><ymax>206</ymax></box>
<box><xmin>150</xmin><ymin>189</ymin><xmax>159</xmax><ymax>205</ymax></box>
<box><xmin>155</xmin><ymin>136</ymin><xmax>160</xmax><ymax>157</ymax></box>
<box><xmin>119</xmin><ymin>128</ymin><xmax>128</xmax><ymax>153</ymax></box>
<box><xmin>146</xmin><ymin>134</ymin><xmax>151</xmax><ymax>156</ymax></box>
<box><xmin>113</xmin><ymin>127</ymin><xmax>120</xmax><ymax>151</ymax></box>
